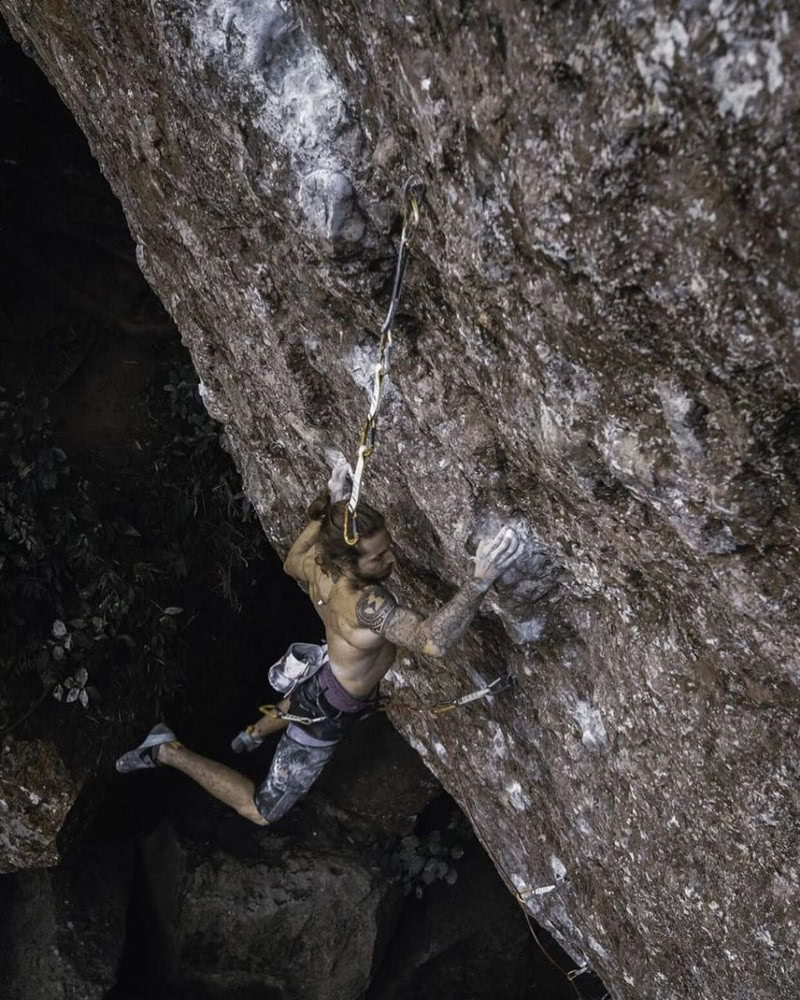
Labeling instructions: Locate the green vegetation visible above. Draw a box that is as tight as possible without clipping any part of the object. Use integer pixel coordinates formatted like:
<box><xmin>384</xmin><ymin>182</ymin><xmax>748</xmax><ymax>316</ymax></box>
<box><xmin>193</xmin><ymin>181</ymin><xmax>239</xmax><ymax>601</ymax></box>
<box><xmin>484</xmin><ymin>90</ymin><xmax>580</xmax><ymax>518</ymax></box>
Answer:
<box><xmin>0</xmin><ymin>366</ymin><xmax>267</xmax><ymax>734</ymax></box>
<box><xmin>382</xmin><ymin>811</ymin><xmax>474</xmax><ymax>899</ymax></box>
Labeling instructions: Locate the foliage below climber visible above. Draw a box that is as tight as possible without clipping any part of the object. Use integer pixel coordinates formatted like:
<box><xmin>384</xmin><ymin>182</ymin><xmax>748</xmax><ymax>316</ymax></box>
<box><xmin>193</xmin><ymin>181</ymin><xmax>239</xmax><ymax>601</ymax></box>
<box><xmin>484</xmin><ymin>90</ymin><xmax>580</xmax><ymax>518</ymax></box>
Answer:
<box><xmin>115</xmin><ymin>460</ymin><xmax>521</xmax><ymax>826</ymax></box>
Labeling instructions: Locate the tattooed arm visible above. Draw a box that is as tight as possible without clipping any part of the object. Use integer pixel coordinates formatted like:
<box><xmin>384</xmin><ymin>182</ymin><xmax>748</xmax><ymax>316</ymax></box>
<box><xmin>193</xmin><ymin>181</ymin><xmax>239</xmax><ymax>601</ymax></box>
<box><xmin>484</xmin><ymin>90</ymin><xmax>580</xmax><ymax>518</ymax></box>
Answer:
<box><xmin>355</xmin><ymin>527</ymin><xmax>521</xmax><ymax>657</ymax></box>
<box><xmin>355</xmin><ymin>580</ymin><xmax>494</xmax><ymax>657</ymax></box>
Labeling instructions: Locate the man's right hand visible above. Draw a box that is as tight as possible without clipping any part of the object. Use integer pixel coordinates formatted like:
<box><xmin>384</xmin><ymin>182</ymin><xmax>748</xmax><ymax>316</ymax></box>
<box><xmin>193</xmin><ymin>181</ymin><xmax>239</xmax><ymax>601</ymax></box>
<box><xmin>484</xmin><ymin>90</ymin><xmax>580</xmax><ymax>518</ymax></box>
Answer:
<box><xmin>473</xmin><ymin>527</ymin><xmax>522</xmax><ymax>585</ymax></box>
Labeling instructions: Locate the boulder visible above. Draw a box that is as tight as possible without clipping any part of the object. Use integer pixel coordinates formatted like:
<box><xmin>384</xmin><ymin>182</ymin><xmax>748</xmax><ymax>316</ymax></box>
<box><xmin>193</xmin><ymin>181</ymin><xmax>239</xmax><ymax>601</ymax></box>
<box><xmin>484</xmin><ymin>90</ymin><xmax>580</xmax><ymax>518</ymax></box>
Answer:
<box><xmin>141</xmin><ymin>821</ymin><xmax>399</xmax><ymax>1000</ymax></box>
<box><xmin>1</xmin><ymin>2</ymin><xmax>799</xmax><ymax>997</ymax></box>
<box><xmin>312</xmin><ymin>712</ymin><xmax>442</xmax><ymax>837</ymax></box>
<box><xmin>0</xmin><ymin>739</ymin><xmax>80</xmax><ymax>873</ymax></box>
<box><xmin>0</xmin><ymin>842</ymin><xmax>134</xmax><ymax>1000</ymax></box>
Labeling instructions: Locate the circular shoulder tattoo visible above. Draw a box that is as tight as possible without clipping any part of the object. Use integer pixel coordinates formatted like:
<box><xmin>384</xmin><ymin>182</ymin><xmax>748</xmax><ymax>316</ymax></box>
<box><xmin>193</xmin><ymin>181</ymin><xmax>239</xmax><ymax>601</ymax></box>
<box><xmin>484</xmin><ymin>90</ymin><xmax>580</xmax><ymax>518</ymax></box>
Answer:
<box><xmin>355</xmin><ymin>585</ymin><xmax>398</xmax><ymax>633</ymax></box>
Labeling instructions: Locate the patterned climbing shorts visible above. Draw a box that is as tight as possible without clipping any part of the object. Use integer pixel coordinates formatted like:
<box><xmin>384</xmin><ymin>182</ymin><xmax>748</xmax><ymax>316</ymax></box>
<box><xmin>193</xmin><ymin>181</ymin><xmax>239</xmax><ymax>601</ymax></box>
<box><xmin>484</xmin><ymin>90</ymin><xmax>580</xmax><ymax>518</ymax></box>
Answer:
<box><xmin>253</xmin><ymin>650</ymin><xmax>377</xmax><ymax>823</ymax></box>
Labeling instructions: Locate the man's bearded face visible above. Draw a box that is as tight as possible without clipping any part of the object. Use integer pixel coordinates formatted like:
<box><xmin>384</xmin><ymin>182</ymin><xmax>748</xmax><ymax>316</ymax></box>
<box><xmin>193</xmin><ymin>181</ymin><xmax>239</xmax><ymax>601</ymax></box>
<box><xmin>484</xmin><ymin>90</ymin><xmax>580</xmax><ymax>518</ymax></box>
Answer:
<box><xmin>354</xmin><ymin>529</ymin><xmax>395</xmax><ymax>583</ymax></box>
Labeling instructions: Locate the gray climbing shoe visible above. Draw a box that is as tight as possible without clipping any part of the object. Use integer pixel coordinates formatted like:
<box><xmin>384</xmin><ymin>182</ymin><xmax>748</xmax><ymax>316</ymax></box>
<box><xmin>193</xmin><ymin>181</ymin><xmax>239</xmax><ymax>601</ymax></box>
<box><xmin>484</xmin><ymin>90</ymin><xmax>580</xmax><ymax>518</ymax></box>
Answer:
<box><xmin>231</xmin><ymin>727</ymin><xmax>263</xmax><ymax>754</ymax></box>
<box><xmin>115</xmin><ymin>723</ymin><xmax>176</xmax><ymax>773</ymax></box>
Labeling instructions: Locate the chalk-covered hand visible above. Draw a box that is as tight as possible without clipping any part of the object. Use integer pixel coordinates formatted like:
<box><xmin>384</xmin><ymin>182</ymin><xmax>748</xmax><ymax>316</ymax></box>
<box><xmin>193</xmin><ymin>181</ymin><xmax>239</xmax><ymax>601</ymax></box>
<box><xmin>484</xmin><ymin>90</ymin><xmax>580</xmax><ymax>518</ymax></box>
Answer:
<box><xmin>473</xmin><ymin>527</ymin><xmax>522</xmax><ymax>585</ymax></box>
<box><xmin>327</xmin><ymin>458</ymin><xmax>354</xmax><ymax>502</ymax></box>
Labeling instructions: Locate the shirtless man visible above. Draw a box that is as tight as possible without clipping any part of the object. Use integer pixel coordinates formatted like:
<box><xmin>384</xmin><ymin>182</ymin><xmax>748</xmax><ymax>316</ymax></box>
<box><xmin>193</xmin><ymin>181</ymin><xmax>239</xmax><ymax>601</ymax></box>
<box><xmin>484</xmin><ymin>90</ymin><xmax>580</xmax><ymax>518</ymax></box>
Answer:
<box><xmin>115</xmin><ymin>463</ymin><xmax>521</xmax><ymax>825</ymax></box>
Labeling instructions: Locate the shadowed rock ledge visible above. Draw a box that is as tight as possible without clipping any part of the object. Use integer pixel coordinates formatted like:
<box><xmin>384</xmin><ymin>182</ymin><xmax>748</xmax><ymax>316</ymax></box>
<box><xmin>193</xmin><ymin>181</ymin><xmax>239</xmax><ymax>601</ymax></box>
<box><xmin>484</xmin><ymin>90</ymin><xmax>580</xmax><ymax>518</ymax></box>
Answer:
<box><xmin>1</xmin><ymin>3</ymin><xmax>798</xmax><ymax>998</ymax></box>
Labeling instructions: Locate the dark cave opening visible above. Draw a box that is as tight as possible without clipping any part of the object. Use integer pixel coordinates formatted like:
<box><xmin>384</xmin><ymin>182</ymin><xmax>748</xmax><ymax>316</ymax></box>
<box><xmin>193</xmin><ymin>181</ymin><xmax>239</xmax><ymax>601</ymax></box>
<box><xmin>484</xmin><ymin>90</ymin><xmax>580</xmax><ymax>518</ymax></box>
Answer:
<box><xmin>0</xmin><ymin>23</ymin><xmax>609</xmax><ymax>1000</ymax></box>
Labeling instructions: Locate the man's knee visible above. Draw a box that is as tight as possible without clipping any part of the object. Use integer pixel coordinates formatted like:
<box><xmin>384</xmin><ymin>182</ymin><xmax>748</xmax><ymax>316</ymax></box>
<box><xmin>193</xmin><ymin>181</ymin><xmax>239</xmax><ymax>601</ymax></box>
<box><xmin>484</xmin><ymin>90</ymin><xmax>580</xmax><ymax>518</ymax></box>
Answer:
<box><xmin>238</xmin><ymin>799</ymin><xmax>270</xmax><ymax>826</ymax></box>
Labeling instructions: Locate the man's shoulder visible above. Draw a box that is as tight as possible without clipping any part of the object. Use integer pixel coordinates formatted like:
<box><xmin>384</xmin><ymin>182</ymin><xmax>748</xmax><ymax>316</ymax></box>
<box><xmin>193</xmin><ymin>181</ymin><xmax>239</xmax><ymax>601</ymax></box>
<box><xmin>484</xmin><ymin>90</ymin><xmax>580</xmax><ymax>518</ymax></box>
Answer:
<box><xmin>287</xmin><ymin>542</ymin><xmax>321</xmax><ymax>584</ymax></box>
<box><xmin>302</xmin><ymin>544</ymin><xmax>326</xmax><ymax>580</ymax></box>
<box><xmin>354</xmin><ymin>584</ymin><xmax>398</xmax><ymax>633</ymax></box>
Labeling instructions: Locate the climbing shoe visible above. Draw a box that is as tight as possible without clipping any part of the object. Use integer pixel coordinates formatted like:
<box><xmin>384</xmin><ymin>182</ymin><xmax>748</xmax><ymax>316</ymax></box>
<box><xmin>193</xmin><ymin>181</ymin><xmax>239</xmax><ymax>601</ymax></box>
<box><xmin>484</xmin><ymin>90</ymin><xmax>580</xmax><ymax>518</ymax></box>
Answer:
<box><xmin>231</xmin><ymin>727</ymin><xmax>263</xmax><ymax>754</ymax></box>
<box><xmin>115</xmin><ymin>723</ymin><xmax>176</xmax><ymax>773</ymax></box>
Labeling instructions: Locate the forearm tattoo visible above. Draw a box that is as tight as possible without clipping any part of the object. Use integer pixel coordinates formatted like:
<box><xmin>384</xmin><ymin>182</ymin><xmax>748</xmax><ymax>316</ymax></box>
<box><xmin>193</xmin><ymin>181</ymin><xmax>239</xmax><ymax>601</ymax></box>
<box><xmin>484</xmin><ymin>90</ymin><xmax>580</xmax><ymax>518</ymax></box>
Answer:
<box><xmin>356</xmin><ymin>586</ymin><xmax>399</xmax><ymax>634</ymax></box>
<box><xmin>419</xmin><ymin>579</ymin><xmax>489</xmax><ymax>652</ymax></box>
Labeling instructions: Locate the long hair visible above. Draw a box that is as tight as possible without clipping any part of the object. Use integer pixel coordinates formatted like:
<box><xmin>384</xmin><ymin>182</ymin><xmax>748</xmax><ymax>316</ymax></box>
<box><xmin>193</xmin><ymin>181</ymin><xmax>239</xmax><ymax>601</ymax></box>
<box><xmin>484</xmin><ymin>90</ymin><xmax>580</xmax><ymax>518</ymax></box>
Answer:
<box><xmin>308</xmin><ymin>490</ymin><xmax>385</xmax><ymax>581</ymax></box>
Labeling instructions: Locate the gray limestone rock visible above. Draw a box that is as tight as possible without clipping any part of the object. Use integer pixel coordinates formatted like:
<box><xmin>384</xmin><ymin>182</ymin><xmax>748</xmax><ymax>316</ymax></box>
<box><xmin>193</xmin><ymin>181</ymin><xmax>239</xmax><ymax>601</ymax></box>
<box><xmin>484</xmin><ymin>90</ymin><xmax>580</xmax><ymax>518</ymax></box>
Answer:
<box><xmin>0</xmin><ymin>2</ymin><xmax>798</xmax><ymax>998</ymax></box>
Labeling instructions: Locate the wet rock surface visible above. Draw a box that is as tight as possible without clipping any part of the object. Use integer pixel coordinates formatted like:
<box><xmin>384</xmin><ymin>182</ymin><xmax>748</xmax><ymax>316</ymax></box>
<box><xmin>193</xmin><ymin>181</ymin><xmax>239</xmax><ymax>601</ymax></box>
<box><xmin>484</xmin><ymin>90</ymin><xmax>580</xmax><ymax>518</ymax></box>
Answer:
<box><xmin>0</xmin><ymin>2</ymin><xmax>799</xmax><ymax>998</ymax></box>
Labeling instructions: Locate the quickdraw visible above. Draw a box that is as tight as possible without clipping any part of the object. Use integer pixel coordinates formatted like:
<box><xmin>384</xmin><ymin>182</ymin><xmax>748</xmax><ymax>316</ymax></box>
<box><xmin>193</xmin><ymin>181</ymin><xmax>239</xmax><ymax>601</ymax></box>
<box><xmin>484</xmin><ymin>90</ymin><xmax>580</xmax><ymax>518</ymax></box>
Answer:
<box><xmin>344</xmin><ymin>175</ymin><xmax>424</xmax><ymax>546</ymax></box>
<box><xmin>379</xmin><ymin>672</ymin><xmax>514</xmax><ymax>718</ymax></box>
<box><xmin>431</xmin><ymin>672</ymin><xmax>514</xmax><ymax>715</ymax></box>
<box><xmin>516</xmin><ymin>871</ymin><xmax>568</xmax><ymax>902</ymax></box>
<box><xmin>258</xmin><ymin>703</ymin><xmax>326</xmax><ymax>726</ymax></box>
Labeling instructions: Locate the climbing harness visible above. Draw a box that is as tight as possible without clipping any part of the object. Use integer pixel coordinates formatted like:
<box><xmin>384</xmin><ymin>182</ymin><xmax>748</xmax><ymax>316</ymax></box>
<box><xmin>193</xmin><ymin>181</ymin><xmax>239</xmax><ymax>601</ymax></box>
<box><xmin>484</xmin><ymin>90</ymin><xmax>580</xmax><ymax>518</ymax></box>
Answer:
<box><xmin>343</xmin><ymin>175</ymin><xmax>425</xmax><ymax>546</ymax></box>
<box><xmin>259</xmin><ymin>675</ymin><xmax>512</xmax><ymax>726</ymax></box>
<box><xmin>430</xmin><ymin>672</ymin><xmax>514</xmax><ymax>715</ymax></box>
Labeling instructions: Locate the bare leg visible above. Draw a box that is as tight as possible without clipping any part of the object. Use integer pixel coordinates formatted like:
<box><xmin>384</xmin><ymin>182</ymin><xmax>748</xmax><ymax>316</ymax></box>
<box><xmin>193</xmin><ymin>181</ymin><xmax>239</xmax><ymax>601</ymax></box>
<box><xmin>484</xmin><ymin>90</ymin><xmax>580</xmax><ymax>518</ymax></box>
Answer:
<box><xmin>157</xmin><ymin>742</ymin><xmax>268</xmax><ymax>826</ymax></box>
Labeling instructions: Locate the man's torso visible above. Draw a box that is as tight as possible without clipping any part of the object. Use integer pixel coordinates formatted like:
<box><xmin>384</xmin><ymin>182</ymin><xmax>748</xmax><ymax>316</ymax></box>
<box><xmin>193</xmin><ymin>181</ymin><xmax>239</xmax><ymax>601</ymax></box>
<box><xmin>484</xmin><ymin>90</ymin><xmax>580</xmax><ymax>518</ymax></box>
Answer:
<box><xmin>304</xmin><ymin>549</ymin><xmax>396</xmax><ymax>696</ymax></box>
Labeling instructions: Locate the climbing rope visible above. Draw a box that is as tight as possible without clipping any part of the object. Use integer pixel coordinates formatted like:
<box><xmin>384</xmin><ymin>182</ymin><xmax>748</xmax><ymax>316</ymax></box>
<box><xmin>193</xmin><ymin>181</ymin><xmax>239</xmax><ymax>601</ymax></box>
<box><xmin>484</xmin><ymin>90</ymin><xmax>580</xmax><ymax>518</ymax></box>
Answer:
<box><xmin>259</xmin><ymin>674</ymin><xmax>512</xmax><ymax>727</ymax></box>
<box><xmin>419</xmin><ymin>682</ymin><xmax>590</xmax><ymax>993</ymax></box>
<box><xmin>452</xmin><ymin>785</ymin><xmax>589</xmax><ymax>996</ymax></box>
<box><xmin>343</xmin><ymin>175</ymin><xmax>424</xmax><ymax>546</ymax></box>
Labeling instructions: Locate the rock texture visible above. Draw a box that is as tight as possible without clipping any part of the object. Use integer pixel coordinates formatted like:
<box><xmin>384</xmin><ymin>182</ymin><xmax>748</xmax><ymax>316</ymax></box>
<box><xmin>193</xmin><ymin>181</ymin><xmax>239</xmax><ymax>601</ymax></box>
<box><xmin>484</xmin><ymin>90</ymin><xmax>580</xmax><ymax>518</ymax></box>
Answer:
<box><xmin>0</xmin><ymin>739</ymin><xmax>81</xmax><ymax>873</ymax></box>
<box><xmin>141</xmin><ymin>821</ymin><xmax>397</xmax><ymax>1000</ymax></box>
<box><xmin>1</xmin><ymin>2</ymin><xmax>799</xmax><ymax>998</ymax></box>
<box><xmin>0</xmin><ymin>842</ymin><xmax>134</xmax><ymax>999</ymax></box>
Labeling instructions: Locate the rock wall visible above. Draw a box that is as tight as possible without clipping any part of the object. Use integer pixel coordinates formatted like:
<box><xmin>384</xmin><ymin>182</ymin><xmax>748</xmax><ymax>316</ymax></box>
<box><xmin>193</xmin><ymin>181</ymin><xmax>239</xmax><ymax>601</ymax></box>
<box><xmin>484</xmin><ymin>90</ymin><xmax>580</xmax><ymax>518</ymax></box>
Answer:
<box><xmin>0</xmin><ymin>740</ymin><xmax>80</xmax><ymax>874</ymax></box>
<box><xmin>1</xmin><ymin>2</ymin><xmax>798</xmax><ymax>998</ymax></box>
<box><xmin>0</xmin><ymin>841</ymin><xmax>134</xmax><ymax>999</ymax></box>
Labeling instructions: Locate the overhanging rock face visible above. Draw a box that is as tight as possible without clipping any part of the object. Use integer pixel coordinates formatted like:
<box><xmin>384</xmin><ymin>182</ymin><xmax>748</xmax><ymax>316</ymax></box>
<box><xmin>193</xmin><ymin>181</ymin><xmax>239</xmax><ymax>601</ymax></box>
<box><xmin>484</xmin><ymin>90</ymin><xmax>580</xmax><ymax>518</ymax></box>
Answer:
<box><xmin>2</xmin><ymin>2</ymin><xmax>798</xmax><ymax>997</ymax></box>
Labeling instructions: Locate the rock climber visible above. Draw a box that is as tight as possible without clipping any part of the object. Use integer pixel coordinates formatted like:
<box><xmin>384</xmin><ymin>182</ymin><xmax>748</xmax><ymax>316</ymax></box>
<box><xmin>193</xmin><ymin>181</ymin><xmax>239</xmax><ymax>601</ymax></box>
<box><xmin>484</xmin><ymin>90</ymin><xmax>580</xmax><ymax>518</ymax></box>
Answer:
<box><xmin>115</xmin><ymin>460</ymin><xmax>521</xmax><ymax>825</ymax></box>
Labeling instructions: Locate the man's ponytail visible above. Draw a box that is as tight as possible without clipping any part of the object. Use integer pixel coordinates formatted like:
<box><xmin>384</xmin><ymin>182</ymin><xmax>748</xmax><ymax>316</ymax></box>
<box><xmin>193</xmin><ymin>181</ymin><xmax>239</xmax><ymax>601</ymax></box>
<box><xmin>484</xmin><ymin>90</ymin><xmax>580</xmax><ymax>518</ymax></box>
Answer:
<box><xmin>316</xmin><ymin>499</ymin><xmax>386</xmax><ymax>580</ymax></box>
<box><xmin>307</xmin><ymin>488</ymin><xmax>331</xmax><ymax>521</ymax></box>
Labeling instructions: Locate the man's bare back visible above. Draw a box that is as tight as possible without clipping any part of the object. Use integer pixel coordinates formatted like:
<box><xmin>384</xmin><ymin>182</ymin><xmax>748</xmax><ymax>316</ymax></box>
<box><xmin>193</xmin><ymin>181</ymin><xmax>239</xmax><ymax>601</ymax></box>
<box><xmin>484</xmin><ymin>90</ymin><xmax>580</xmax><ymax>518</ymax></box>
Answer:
<box><xmin>284</xmin><ymin>522</ymin><xmax>397</xmax><ymax>696</ymax></box>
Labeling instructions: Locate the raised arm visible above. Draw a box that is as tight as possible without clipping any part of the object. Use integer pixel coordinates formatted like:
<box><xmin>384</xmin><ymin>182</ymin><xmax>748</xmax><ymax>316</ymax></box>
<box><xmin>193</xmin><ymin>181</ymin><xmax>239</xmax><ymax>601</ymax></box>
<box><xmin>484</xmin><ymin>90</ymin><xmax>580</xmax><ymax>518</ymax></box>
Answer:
<box><xmin>283</xmin><ymin>520</ymin><xmax>321</xmax><ymax>582</ymax></box>
<box><xmin>283</xmin><ymin>460</ymin><xmax>353</xmax><ymax>582</ymax></box>
<box><xmin>355</xmin><ymin>528</ymin><xmax>521</xmax><ymax>657</ymax></box>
